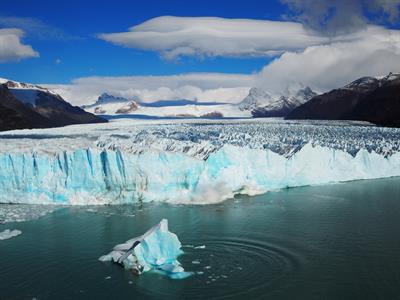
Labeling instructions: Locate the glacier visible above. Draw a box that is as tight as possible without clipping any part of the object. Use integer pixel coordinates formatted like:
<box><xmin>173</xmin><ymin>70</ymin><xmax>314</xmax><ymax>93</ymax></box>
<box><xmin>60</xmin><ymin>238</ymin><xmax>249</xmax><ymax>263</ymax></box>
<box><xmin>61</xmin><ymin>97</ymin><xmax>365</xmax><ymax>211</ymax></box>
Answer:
<box><xmin>0</xmin><ymin>119</ymin><xmax>399</xmax><ymax>205</ymax></box>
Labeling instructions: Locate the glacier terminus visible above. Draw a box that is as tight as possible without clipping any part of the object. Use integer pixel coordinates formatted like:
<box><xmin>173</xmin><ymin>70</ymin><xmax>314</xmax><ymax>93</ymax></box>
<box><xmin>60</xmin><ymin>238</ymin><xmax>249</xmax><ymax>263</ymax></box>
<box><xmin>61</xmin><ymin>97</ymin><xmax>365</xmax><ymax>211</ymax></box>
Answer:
<box><xmin>0</xmin><ymin>118</ymin><xmax>399</xmax><ymax>205</ymax></box>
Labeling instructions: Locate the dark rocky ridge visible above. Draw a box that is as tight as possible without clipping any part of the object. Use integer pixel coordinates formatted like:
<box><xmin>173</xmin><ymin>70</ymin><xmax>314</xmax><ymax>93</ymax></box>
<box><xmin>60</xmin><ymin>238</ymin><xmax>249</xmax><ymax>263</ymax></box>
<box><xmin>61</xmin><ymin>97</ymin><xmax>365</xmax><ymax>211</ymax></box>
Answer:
<box><xmin>0</xmin><ymin>85</ymin><xmax>53</xmax><ymax>131</ymax></box>
<box><xmin>287</xmin><ymin>73</ymin><xmax>400</xmax><ymax>127</ymax></box>
<box><xmin>0</xmin><ymin>83</ymin><xmax>107</xmax><ymax>132</ymax></box>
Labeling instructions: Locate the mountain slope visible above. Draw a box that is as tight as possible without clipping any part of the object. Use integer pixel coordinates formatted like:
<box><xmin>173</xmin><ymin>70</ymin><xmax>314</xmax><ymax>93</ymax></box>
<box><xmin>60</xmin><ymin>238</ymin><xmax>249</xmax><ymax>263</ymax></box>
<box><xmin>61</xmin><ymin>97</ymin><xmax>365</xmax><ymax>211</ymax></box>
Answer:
<box><xmin>287</xmin><ymin>73</ymin><xmax>400</xmax><ymax>127</ymax></box>
<box><xmin>0</xmin><ymin>79</ymin><xmax>107</xmax><ymax>131</ymax></box>
<box><xmin>238</xmin><ymin>86</ymin><xmax>317</xmax><ymax>117</ymax></box>
<box><xmin>0</xmin><ymin>85</ymin><xmax>53</xmax><ymax>131</ymax></box>
<box><xmin>82</xmin><ymin>93</ymin><xmax>141</xmax><ymax>115</ymax></box>
<box><xmin>238</xmin><ymin>88</ymin><xmax>273</xmax><ymax>111</ymax></box>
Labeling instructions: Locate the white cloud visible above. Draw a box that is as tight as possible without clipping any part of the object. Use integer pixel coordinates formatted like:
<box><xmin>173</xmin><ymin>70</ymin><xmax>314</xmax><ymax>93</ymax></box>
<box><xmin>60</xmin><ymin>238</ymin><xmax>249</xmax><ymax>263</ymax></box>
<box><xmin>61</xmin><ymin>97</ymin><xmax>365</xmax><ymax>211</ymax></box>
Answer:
<box><xmin>98</xmin><ymin>16</ymin><xmax>332</xmax><ymax>59</ymax></box>
<box><xmin>46</xmin><ymin>19</ymin><xmax>400</xmax><ymax>106</ymax></box>
<box><xmin>256</xmin><ymin>25</ymin><xmax>400</xmax><ymax>92</ymax></box>
<box><xmin>0</xmin><ymin>28</ymin><xmax>39</xmax><ymax>62</ymax></box>
<box><xmin>45</xmin><ymin>73</ymin><xmax>254</xmax><ymax>105</ymax></box>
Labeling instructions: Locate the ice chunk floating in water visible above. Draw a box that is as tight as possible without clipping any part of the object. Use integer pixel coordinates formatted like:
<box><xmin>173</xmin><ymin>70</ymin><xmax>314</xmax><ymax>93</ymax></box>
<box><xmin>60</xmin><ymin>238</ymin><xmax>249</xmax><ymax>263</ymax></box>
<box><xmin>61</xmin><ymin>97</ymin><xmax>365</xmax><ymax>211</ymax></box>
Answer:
<box><xmin>99</xmin><ymin>219</ymin><xmax>191</xmax><ymax>279</ymax></box>
<box><xmin>0</xmin><ymin>229</ymin><xmax>22</xmax><ymax>240</ymax></box>
<box><xmin>0</xmin><ymin>119</ymin><xmax>400</xmax><ymax>204</ymax></box>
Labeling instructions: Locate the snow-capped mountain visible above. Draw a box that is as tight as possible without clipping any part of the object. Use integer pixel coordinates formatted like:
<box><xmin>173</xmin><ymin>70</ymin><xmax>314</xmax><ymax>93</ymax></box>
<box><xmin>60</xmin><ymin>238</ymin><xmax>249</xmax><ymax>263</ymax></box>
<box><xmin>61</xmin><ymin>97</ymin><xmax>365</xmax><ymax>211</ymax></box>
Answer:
<box><xmin>115</xmin><ymin>101</ymin><xmax>140</xmax><ymax>114</ymax></box>
<box><xmin>0</xmin><ymin>78</ymin><xmax>60</xmax><ymax>107</ymax></box>
<box><xmin>238</xmin><ymin>86</ymin><xmax>317</xmax><ymax>117</ymax></box>
<box><xmin>84</xmin><ymin>92</ymin><xmax>251</xmax><ymax>118</ymax></box>
<box><xmin>0</xmin><ymin>78</ymin><xmax>58</xmax><ymax>94</ymax></box>
<box><xmin>287</xmin><ymin>72</ymin><xmax>400</xmax><ymax>127</ymax></box>
<box><xmin>238</xmin><ymin>88</ymin><xmax>273</xmax><ymax>111</ymax></box>
<box><xmin>83</xmin><ymin>93</ymin><xmax>136</xmax><ymax>108</ymax></box>
<box><xmin>0</xmin><ymin>78</ymin><xmax>106</xmax><ymax>131</ymax></box>
<box><xmin>342</xmin><ymin>76</ymin><xmax>380</xmax><ymax>93</ymax></box>
<box><xmin>82</xmin><ymin>93</ymin><xmax>141</xmax><ymax>114</ymax></box>
<box><xmin>83</xmin><ymin>85</ymin><xmax>317</xmax><ymax>119</ymax></box>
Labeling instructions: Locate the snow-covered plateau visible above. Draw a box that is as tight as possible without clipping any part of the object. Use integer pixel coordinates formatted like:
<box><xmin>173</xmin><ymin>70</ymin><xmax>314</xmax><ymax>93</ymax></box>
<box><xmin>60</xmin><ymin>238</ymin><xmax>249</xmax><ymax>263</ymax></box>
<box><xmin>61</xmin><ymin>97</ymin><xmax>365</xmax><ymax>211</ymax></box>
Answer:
<box><xmin>0</xmin><ymin>118</ymin><xmax>399</xmax><ymax>205</ymax></box>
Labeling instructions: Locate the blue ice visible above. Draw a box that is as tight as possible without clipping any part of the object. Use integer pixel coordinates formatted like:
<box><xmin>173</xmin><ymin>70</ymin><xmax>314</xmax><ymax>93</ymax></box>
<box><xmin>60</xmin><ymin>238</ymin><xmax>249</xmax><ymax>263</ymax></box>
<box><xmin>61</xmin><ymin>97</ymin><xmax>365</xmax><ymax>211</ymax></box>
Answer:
<box><xmin>99</xmin><ymin>219</ymin><xmax>191</xmax><ymax>279</ymax></box>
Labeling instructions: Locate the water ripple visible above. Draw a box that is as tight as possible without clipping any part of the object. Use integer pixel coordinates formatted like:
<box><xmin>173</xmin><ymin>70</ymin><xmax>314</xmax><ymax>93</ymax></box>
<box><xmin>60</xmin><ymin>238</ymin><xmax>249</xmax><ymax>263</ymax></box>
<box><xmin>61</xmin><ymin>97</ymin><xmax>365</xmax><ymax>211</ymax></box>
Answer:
<box><xmin>137</xmin><ymin>237</ymin><xmax>303</xmax><ymax>299</ymax></box>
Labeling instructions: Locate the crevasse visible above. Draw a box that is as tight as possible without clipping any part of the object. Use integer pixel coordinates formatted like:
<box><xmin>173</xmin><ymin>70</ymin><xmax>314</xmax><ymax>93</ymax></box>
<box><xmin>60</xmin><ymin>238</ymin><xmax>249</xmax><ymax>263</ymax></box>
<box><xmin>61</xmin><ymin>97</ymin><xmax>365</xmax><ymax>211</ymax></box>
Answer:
<box><xmin>0</xmin><ymin>143</ymin><xmax>399</xmax><ymax>205</ymax></box>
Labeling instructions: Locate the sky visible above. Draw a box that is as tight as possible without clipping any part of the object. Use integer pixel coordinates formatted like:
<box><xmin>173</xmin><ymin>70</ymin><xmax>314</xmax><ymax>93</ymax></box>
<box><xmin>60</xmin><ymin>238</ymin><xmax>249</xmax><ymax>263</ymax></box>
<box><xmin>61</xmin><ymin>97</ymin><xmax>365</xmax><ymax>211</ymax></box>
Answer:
<box><xmin>1</xmin><ymin>0</ymin><xmax>400</xmax><ymax>105</ymax></box>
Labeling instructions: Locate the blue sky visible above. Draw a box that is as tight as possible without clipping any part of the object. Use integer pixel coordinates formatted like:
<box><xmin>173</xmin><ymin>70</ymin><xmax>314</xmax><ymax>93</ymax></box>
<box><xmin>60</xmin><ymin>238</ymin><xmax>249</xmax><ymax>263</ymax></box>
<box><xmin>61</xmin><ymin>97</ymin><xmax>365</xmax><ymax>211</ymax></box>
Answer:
<box><xmin>1</xmin><ymin>0</ymin><xmax>400</xmax><ymax>105</ymax></box>
<box><xmin>1</xmin><ymin>0</ymin><xmax>287</xmax><ymax>83</ymax></box>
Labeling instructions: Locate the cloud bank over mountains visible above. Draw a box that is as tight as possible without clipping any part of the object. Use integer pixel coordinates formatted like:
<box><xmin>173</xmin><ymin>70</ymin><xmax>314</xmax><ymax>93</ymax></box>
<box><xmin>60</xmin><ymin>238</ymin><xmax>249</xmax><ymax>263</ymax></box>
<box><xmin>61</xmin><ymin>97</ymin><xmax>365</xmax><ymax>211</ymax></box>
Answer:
<box><xmin>3</xmin><ymin>0</ymin><xmax>400</xmax><ymax>105</ymax></box>
<box><xmin>54</xmin><ymin>14</ymin><xmax>400</xmax><ymax>105</ymax></box>
<box><xmin>46</xmin><ymin>73</ymin><xmax>253</xmax><ymax>105</ymax></box>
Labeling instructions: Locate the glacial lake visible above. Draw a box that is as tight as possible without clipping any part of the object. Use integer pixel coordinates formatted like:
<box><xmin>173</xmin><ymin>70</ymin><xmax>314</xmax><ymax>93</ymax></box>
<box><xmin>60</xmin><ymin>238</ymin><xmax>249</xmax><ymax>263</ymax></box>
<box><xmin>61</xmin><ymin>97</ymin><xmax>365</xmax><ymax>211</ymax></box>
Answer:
<box><xmin>1</xmin><ymin>177</ymin><xmax>400</xmax><ymax>299</ymax></box>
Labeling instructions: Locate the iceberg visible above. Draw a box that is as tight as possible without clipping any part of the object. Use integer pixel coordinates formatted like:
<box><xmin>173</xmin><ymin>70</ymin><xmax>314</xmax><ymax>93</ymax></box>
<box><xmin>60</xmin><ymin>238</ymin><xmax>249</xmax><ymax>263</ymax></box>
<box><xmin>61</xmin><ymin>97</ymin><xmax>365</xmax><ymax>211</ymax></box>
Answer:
<box><xmin>0</xmin><ymin>229</ymin><xmax>22</xmax><ymax>240</ymax></box>
<box><xmin>99</xmin><ymin>219</ymin><xmax>191</xmax><ymax>279</ymax></box>
<box><xmin>0</xmin><ymin>119</ymin><xmax>399</xmax><ymax>205</ymax></box>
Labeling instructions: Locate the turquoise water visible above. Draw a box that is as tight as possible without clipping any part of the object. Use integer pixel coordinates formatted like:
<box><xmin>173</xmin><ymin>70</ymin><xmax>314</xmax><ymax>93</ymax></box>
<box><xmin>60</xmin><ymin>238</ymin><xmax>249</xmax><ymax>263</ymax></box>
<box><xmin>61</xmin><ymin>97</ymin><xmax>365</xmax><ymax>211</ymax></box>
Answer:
<box><xmin>1</xmin><ymin>178</ymin><xmax>400</xmax><ymax>299</ymax></box>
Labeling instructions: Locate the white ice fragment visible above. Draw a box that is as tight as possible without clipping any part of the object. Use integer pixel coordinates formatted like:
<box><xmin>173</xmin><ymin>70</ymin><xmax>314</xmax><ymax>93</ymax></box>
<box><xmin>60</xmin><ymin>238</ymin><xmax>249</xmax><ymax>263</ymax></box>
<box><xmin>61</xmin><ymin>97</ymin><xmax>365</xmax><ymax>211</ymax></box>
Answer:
<box><xmin>100</xmin><ymin>219</ymin><xmax>191</xmax><ymax>279</ymax></box>
<box><xmin>194</xmin><ymin>245</ymin><xmax>206</xmax><ymax>249</ymax></box>
<box><xmin>0</xmin><ymin>229</ymin><xmax>22</xmax><ymax>240</ymax></box>
<box><xmin>192</xmin><ymin>260</ymin><xmax>201</xmax><ymax>264</ymax></box>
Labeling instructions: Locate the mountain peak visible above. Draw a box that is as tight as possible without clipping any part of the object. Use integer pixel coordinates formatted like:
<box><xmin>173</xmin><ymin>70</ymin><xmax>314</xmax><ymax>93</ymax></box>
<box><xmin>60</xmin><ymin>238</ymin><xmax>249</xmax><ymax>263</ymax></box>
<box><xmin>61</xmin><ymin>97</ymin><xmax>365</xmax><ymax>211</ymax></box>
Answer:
<box><xmin>251</xmin><ymin>86</ymin><xmax>317</xmax><ymax>118</ymax></box>
<box><xmin>238</xmin><ymin>87</ymin><xmax>272</xmax><ymax>111</ymax></box>
<box><xmin>343</xmin><ymin>76</ymin><xmax>379</xmax><ymax>92</ymax></box>
<box><xmin>97</xmin><ymin>93</ymin><xmax>129</xmax><ymax>104</ymax></box>
<box><xmin>382</xmin><ymin>72</ymin><xmax>400</xmax><ymax>83</ymax></box>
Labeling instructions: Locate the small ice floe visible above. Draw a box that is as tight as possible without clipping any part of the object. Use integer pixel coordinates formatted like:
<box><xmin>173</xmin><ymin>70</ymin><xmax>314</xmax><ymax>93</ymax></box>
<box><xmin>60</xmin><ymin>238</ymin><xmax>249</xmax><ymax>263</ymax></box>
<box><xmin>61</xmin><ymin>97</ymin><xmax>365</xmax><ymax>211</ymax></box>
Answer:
<box><xmin>194</xmin><ymin>245</ymin><xmax>206</xmax><ymax>249</ymax></box>
<box><xmin>192</xmin><ymin>260</ymin><xmax>201</xmax><ymax>264</ymax></box>
<box><xmin>0</xmin><ymin>229</ymin><xmax>22</xmax><ymax>240</ymax></box>
<box><xmin>99</xmin><ymin>219</ymin><xmax>191</xmax><ymax>279</ymax></box>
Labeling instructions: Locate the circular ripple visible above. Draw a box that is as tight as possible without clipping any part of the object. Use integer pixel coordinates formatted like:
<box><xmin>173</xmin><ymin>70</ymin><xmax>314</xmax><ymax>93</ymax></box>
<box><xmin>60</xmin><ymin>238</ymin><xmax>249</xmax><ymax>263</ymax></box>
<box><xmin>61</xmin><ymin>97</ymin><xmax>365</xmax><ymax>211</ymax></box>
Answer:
<box><xmin>135</xmin><ymin>237</ymin><xmax>303</xmax><ymax>299</ymax></box>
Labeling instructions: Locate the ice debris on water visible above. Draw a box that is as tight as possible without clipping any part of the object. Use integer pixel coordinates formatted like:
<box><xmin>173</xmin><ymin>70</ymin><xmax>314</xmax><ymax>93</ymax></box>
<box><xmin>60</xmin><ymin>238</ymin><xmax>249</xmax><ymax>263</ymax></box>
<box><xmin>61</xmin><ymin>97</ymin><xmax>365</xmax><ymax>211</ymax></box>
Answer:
<box><xmin>0</xmin><ymin>229</ymin><xmax>22</xmax><ymax>240</ymax></box>
<box><xmin>192</xmin><ymin>260</ymin><xmax>201</xmax><ymax>264</ymax></box>
<box><xmin>99</xmin><ymin>219</ymin><xmax>191</xmax><ymax>279</ymax></box>
<box><xmin>0</xmin><ymin>205</ymin><xmax>58</xmax><ymax>224</ymax></box>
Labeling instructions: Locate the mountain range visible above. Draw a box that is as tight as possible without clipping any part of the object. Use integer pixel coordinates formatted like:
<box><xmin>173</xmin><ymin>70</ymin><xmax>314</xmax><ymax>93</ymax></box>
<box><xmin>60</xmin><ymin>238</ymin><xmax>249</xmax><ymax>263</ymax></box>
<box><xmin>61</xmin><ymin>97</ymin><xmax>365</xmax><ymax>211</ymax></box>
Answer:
<box><xmin>82</xmin><ymin>86</ymin><xmax>315</xmax><ymax>119</ymax></box>
<box><xmin>1</xmin><ymin>72</ymin><xmax>399</xmax><ymax>131</ymax></box>
<box><xmin>238</xmin><ymin>86</ymin><xmax>317</xmax><ymax>117</ymax></box>
<box><xmin>287</xmin><ymin>73</ymin><xmax>400</xmax><ymax>127</ymax></box>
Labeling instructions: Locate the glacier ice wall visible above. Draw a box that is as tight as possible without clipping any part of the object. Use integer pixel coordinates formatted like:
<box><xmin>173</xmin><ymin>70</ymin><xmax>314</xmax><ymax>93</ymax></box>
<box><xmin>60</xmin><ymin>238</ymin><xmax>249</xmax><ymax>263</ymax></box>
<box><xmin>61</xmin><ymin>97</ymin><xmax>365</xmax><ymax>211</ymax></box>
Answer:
<box><xmin>1</xmin><ymin>120</ymin><xmax>400</xmax><ymax>204</ymax></box>
<box><xmin>1</xmin><ymin>142</ymin><xmax>399</xmax><ymax>205</ymax></box>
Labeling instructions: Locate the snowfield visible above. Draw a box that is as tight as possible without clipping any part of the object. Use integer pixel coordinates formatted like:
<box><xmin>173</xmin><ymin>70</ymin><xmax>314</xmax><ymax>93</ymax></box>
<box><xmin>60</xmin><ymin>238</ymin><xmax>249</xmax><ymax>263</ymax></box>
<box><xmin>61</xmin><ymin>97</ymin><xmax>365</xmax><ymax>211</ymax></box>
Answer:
<box><xmin>0</xmin><ymin>118</ymin><xmax>399</xmax><ymax>205</ymax></box>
